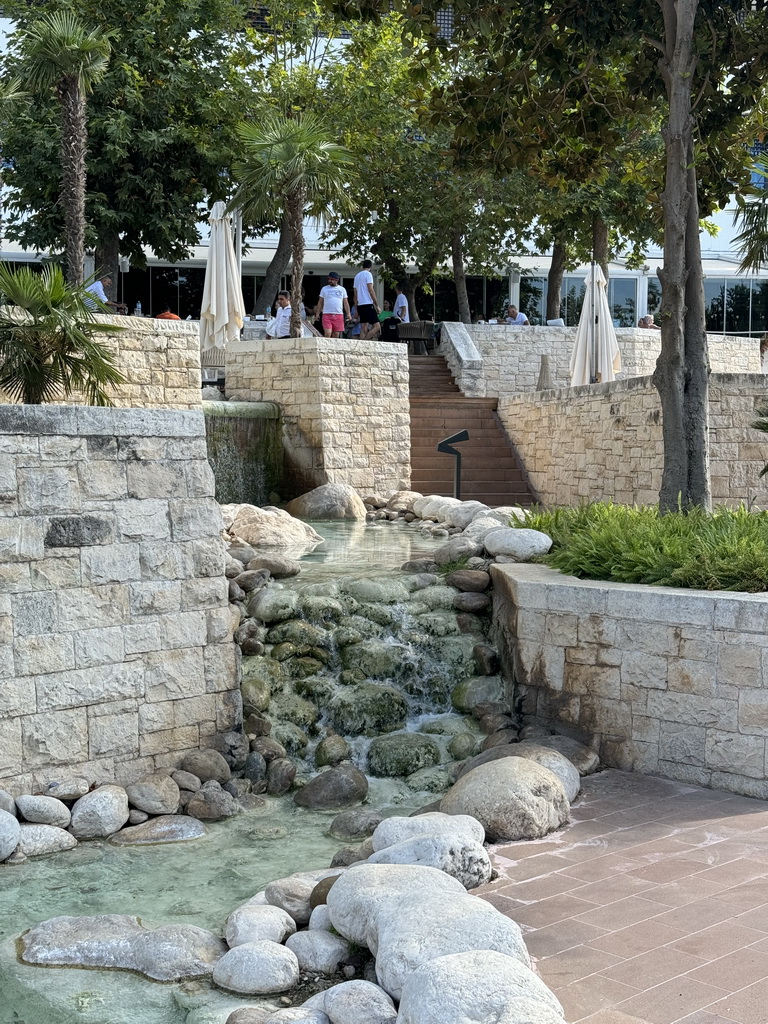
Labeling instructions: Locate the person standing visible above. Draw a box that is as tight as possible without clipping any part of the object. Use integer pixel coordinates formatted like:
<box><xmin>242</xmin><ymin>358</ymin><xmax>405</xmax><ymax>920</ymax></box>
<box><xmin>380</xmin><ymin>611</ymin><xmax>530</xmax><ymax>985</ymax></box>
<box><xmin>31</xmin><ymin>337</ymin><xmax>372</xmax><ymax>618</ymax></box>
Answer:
<box><xmin>267</xmin><ymin>291</ymin><xmax>292</xmax><ymax>338</ymax></box>
<box><xmin>393</xmin><ymin>282</ymin><xmax>410</xmax><ymax>323</ymax></box>
<box><xmin>353</xmin><ymin>259</ymin><xmax>379</xmax><ymax>340</ymax></box>
<box><xmin>316</xmin><ymin>272</ymin><xmax>350</xmax><ymax>338</ymax></box>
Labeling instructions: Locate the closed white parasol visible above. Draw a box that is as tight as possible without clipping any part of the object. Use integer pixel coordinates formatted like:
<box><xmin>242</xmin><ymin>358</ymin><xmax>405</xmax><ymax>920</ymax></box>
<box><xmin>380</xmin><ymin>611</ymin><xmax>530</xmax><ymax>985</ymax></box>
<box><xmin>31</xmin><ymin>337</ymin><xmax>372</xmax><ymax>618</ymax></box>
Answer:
<box><xmin>569</xmin><ymin>263</ymin><xmax>622</xmax><ymax>386</ymax></box>
<box><xmin>200</xmin><ymin>201</ymin><xmax>245</xmax><ymax>352</ymax></box>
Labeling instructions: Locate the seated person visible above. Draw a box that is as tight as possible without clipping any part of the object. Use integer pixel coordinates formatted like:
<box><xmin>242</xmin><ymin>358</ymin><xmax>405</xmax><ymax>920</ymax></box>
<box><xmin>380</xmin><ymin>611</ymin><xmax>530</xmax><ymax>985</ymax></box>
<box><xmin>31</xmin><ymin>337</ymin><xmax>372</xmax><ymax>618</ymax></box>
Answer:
<box><xmin>85</xmin><ymin>275</ymin><xmax>128</xmax><ymax>314</ymax></box>
<box><xmin>155</xmin><ymin>305</ymin><xmax>181</xmax><ymax>320</ymax></box>
<box><xmin>644</xmin><ymin>313</ymin><xmax>660</xmax><ymax>329</ymax></box>
<box><xmin>505</xmin><ymin>304</ymin><xmax>530</xmax><ymax>325</ymax></box>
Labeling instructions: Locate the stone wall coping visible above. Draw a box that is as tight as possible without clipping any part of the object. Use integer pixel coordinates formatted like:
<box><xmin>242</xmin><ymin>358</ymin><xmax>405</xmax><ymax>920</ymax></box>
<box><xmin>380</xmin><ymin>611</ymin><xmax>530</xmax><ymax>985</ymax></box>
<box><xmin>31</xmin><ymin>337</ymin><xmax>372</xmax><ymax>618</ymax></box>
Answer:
<box><xmin>0</xmin><ymin>404</ymin><xmax>206</xmax><ymax>437</ymax></box>
<box><xmin>498</xmin><ymin>371</ymin><xmax>768</xmax><ymax>406</ymax></box>
<box><xmin>440</xmin><ymin>322</ymin><xmax>482</xmax><ymax>369</ymax></box>
<box><xmin>202</xmin><ymin>400</ymin><xmax>280</xmax><ymax>419</ymax></box>
<box><xmin>227</xmin><ymin>335</ymin><xmax>407</xmax><ymax>357</ymax></box>
<box><xmin>92</xmin><ymin>313</ymin><xmax>200</xmax><ymax>335</ymax></box>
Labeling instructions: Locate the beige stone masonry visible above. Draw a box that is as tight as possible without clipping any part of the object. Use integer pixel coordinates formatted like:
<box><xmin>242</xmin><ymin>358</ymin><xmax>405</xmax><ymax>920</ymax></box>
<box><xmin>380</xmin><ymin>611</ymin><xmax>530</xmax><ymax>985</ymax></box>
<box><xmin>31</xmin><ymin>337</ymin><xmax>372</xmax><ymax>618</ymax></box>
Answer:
<box><xmin>0</xmin><ymin>404</ymin><xmax>240</xmax><ymax>795</ymax></box>
<box><xmin>226</xmin><ymin>335</ymin><xmax>410</xmax><ymax>496</ymax></box>
<box><xmin>493</xmin><ymin>562</ymin><xmax>768</xmax><ymax>798</ymax></box>
<box><xmin>496</xmin><ymin>372</ymin><xmax>768</xmax><ymax>507</ymax></box>
<box><xmin>0</xmin><ymin>315</ymin><xmax>203</xmax><ymax>410</ymax></box>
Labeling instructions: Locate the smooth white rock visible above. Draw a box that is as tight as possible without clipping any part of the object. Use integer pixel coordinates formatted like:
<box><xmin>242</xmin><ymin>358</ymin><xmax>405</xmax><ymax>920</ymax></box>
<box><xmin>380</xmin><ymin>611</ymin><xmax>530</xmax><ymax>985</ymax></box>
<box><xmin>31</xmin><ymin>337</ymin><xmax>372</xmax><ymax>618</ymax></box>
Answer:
<box><xmin>371</xmin><ymin>812</ymin><xmax>484</xmax><ymax>852</ymax></box>
<box><xmin>325</xmin><ymin>863</ymin><xmax>465</xmax><ymax>946</ymax></box>
<box><xmin>304</xmin><ymin>980</ymin><xmax>396</xmax><ymax>1024</ymax></box>
<box><xmin>221</xmin><ymin>503</ymin><xmax>323</xmax><ymax>553</ymax></box>
<box><xmin>17</xmin><ymin>823</ymin><xmax>78</xmax><ymax>857</ymax></box>
<box><xmin>264</xmin><ymin>1010</ymin><xmax>330</xmax><ymax>1024</ymax></box>
<box><xmin>440</xmin><ymin>758</ymin><xmax>569</xmax><ymax>842</ymax></box>
<box><xmin>212</xmin><ymin>940</ymin><xmax>299</xmax><ymax>995</ymax></box>
<box><xmin>482</xmin><ymin>527</ymin><xmax>552</xmax><ymax>560</ymax></box>
<box><xmin>266</xmin><ymin>869</ymin><xmax>341</xmax><ymax>926</ymax></box>
<box><xmin>396</xmin><ymin>949</ymin><xmax>564</xmax><ymax>1024</ymax></box>
<box><xmin>308</xmin><ymin>905</ymin><xmax>333</xmax><ymax>931</ymax></box>
<box><xmin>284</xmin><ymin>930</ymin><xmax>350</xmax><ymax>974</ymax></box>
<box><xmin>226</xmin><ymin>904</ymin><xmax>297</xmax><ymax>948</ymax></box>
<box><xmin>444</xmin><ymin>501</ymin><xmax>489</xmax><ymax>530</ymax></box>
<box><xmin>15</xmin><ymin>795</ymin><xmax>71</xmax><ymax>828</ymax></box>
<box><xmin>0</xmin><ymin>808</ymin><xmax>21</xmax><ymax>861</ymax></box>
<box><xmin>367</xmin><ymin>834</ymin><xmax>492</xmax><ymax>890</ymax></box>
<box><xmin>536</xmin><ymin>734</ymin><xmax>600</xmax><ymax>775</ymax></box>
<box><xmin>373</xmin><ymin>891</ymin><xmax>530</xmax><ymax>999</ymax></box>
<box><xmin>70</xmin><ymin>785</ymin><xmax>130</xmax><ymax>838</ymax></box>
<box><xmin>509</xmin><ymin>742</ymin><xmax>581</xmax><ymax>802</ymax></box>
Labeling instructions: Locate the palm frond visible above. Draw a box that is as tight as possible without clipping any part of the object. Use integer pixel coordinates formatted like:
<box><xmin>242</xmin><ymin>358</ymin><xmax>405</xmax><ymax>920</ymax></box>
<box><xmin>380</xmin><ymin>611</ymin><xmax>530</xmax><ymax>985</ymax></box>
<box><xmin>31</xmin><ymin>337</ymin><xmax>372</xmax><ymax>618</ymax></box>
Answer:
<box><xmin>22</xmin><ymin>11</ymin><xmax>111</xmax><ymax>95</ymax></box>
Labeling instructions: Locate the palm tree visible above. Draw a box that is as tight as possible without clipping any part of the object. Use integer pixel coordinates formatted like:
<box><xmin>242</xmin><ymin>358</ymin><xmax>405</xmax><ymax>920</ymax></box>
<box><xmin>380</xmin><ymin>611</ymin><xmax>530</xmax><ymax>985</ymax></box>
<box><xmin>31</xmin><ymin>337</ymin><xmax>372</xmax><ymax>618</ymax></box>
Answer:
<box><xmin>232</xmin><ymin>112</ymin><xmax>355</xmax><ymax>337</ymax></box>
<box><xmin>21</xmin><ymin>12</ymin><xmax>111</xmax><ymax>287</ymax></box>
<box><xmin>733</xmin><ymin>160</ymin><xmax>768</xmax><ymax>274</ymax></box>
<box><xmin>0</xmin><ymin>262</ymin><xmax>124</xmax><ymax>405</ymax></box>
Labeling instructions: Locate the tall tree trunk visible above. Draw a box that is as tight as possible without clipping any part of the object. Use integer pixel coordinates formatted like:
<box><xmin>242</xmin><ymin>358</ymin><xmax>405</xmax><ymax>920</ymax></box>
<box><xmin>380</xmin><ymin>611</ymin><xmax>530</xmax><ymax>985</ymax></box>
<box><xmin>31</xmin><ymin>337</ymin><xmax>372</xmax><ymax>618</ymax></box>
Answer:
<box><xmin>451</xmin><ymin>230</ymin><xmax>471</xmax><ymax>324</ymax></box>
<box><xmin>94</xmin><ymin>230</ymin><xmax>120</xmax><ymax>300</ymax></box>
<box><xmin>653</xmin><ymin>0</ymin><xmax>710</xmax><ymax>511</ymax></box>
<box><xmin>592</xmin><ymin>216</ymin><xmax>609</xmax><ymax>281</ymax></box>
<box><xmin>287</xmin><ymin>188</ymin><xmax>305</xmax><ymax>338</ymax></box>
<box><xmin>547</xmin><ymin>235</ymin><xmax>567</xmax><ymax>321</ymax></box>
<box><xmin>254</xmin><ymin>211</ymin><xmax>292</xmax><ymax>316</ymax></box>
<box><xmin>59</xmin><ymin>77</ymin><xmax>86</xmax><ymax>287</ymax></box>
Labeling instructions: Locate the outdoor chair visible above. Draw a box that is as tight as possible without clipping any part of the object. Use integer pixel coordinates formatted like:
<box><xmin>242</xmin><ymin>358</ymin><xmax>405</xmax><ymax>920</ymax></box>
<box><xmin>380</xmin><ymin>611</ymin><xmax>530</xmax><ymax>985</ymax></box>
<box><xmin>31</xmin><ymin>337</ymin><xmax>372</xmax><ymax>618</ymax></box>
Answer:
<box><xmin>398</xmin><ymin>320</ymin><xmax>435</xmax><ymax>355</ymax></box>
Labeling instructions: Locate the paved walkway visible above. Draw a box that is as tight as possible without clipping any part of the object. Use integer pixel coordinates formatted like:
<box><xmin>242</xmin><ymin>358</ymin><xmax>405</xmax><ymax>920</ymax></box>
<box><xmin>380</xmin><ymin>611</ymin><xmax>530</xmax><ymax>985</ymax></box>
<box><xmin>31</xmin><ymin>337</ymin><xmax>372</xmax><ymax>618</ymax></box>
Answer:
<box><xmin>478</xmin><ymin>769</ymin><xmax>768</xmax><ymax>1024</ymax></box>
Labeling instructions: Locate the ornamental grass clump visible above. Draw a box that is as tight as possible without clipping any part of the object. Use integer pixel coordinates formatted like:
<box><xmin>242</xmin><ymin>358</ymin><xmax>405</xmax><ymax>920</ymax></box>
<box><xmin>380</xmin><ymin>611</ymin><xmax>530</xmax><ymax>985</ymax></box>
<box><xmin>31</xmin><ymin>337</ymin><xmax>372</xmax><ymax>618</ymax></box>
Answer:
<box><xmin>520</xmin><ymin>502</ymin><xmax>768</xmax><ymax>592</ymax></box>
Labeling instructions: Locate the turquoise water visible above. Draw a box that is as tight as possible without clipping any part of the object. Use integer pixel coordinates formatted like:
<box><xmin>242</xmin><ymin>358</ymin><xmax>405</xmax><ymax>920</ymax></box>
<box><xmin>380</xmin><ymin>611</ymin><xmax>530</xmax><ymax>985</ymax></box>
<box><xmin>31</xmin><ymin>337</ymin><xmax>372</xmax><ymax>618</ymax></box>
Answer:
<box><xmin>0</xmin><ymin>521</ymin><xmax>442</xmax><ymax>1024</ymax></box>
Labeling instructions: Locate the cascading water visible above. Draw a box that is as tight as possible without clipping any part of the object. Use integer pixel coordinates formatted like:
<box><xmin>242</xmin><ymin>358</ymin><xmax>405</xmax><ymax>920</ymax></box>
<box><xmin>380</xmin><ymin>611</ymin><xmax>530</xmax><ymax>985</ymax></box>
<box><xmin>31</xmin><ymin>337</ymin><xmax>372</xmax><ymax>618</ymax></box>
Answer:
<box><xmin>203</xmin><ymin>401</ymin><xmax>283</xmax><ymax>506</ymax></box>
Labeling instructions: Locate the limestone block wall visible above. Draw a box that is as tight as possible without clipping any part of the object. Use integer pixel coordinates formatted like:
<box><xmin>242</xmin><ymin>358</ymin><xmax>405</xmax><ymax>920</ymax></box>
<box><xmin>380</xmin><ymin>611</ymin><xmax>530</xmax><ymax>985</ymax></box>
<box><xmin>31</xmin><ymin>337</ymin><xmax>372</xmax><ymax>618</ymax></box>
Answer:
<box><xmin>0</xmin><ymin>405</ymin><xmax>240</xmax><ymax>796</ymax></box>
<box><xmin>0</xmin><ymin>316</ymin><xmax>203</xmax><ymax>410</ymax></box>
<box><xmin>225</xmin><ymin>335</ymin><xmax>411</xmax><ymax>497</ymax></box>
<box><xmin>493</xmin><ymin>563</ymin><xmax>768</xmax><ymax>799</ymax></box>
<box><xmin>497</xmin><ymin>373</ymin><xmax>768</xmax><ymax>507</ymax></box>
<box><xmin>440</xmin><ymin>323</ymin><xmax>761</xmax><ymax>397</ymax></box>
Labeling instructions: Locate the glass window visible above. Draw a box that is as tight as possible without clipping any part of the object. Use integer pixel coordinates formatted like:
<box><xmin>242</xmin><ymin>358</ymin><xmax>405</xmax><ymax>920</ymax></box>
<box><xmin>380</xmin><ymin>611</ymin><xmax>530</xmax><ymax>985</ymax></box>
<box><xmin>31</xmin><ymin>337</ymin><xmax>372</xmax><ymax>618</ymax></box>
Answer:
<box><xmin>608</xmin><ymin>278</ymin><xmax>636</xmax><ymax>327</ymax></box>
<box><xmin>725</xmin><ymin>281</ymin><xmax>751</xmax><ymax>335</ymax></box>
<box><xmin>178</xmin><ymin>267</ymin><xmax>206</xmax><ymax>319</ymax></box>
<box><xmin>120</xmin><ymin>268</ymin><xmax>151</xmax><ymax>316</ymax></box>
<box><xmin>465</xmin><ymin>276</ymin><xmax>485</xmax><ymax>321</ymax></box>
<box><xmin>647</xmin><ymin>276</ymin><xmax>661</xmax><ymax>315</ymax></box>
<box><xmin>521</xmin><ymin>277</ymin><xmax>547</xmax><ymax>325</ymax></box>
<box><xmin>484</xmin><ymin>277</ymin><xmax>506</xmax><ymax>320</ymax></box>
<box><xmin>150</xmin><ymin>267</ymin><xmax>179</xmax><ymax>318</ymax></box>
<box><xmin>752</xmin><ymin>280</ymin><xmax>768</xmax><ymax>335</ymax></box>
<box><xmin>562</xmin><ymin>276</ymin><xmax>586</xmax><ymax>326</ymax></box>
<box><xmin>241</xmin><ymin>275</ymin><xmax>255</xmax><ymax>315</ymax></box>
<box><xmin>432</xmin><ymin>277</ymin><xmax>459</xmax><ymax>322</ymax></box>
<box><xmin>704</xmin><ymin>278</ymin><xmax>725</xmax><ymax>333</ymax></box>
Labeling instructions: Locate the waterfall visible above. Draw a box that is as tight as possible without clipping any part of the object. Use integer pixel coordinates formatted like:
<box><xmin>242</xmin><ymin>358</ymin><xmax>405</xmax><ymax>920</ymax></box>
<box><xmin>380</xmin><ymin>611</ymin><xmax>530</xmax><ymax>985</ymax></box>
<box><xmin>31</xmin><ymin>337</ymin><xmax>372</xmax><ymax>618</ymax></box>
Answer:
<box><xmin>203</xmin><ymin>400</ymin><xmax>283</xmax><ymax>506</ymax></box>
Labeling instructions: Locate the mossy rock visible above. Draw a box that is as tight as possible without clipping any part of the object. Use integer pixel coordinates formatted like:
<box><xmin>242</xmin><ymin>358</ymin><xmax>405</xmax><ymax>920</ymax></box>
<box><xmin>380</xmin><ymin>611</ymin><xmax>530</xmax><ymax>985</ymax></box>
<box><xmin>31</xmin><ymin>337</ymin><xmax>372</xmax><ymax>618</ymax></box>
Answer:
<box><xmin>338</xmin><ymin>669</ymin><xmax>365</xmax><ymax>686</ymax></box>
<box><xmin>419</xmin><ymin>715</ymin><xmax>472</xmax><ymax>737</ymax></box>
<box><xmin>315</xmin><ymin>734</ymin><xmax>351</xmax><ymax>768</ymax></box>
<box><xmin>295</xmin><ymin>675</ymin><xmax>337</xmax><ymax>704</ymax></box>
<box><xmin>241</xmin><ymin>675</ymin><xmax>271</xmax><ymax>715</ymax></box>
<box><xmin>328</xmin><ymin>683</ymin><xmax>409</xmax><ymax>737</ymax></box>
<box><xmin>340</xmin><ymin>579</ymin><xmax>410</xmax><ymax>604</ymax></box>
<box><xmin>267</xmin><ymin>619</ymin><xmax>331</xmax><ymax>649</ymax></box>
<box><xmin>270</xmin><ymin>642</ymin><xmax>299</xmax><ymax>662</ymax></box>
<box><xmin>285</xmin><ymin>657</ymin><xmax>326</xmax><ymax>680</ymax></box>
<box><xmin>355</xmin><ymin>602</ymin><xmax>399</xmax><ymax>626</ymax></box>
<box><xmin>367</xmin><ymin>732</ymin><xmax>441</xmax><ymax>778</ymax></box>
<box><xmin>448</xmin><ymin>732</ymin><xmax>480</xmax><ymax>760</ymax></box>
<box><xmin>271</xmin><ymin>693</ymin><xmax>320</xmax><ymax>731</ymax></box>
<box><xmin>340</xmin><ymin>639</ymin><xmax>411</xmax><ymax>680</ymax></box>
<box><xmin>413</xmin><ymin>611</ymin><xmax>462</xmax><ymax>637</ymax></box>
<box><xmin>270</xmin><ymin>721</ymin><xmax>309</xmax><ymax>755</ymax></box>
<box><xmin>406</xmin><ymin>764</ymin><xmax>456</xmax><ymax>793</ymax></box>
<box><xmin>337</xmin><ymin>615</ymin><xmax>384</xmax><ymax>640</ymax></box>
<box><xmin>307</xmin><ymin>646</ymin><xmax>332</xmax><ymax>665</ymax></box>
<box><xmin>332</xmin><ymin>627</ymin><xmax>363</xmax><ymax>649</ymax></box>
<box><xmin>451</xmin><ymin>675</ymin><xmax>505</xmax><ymax>713</ymax></box>
<box><xmin>300</xmin><ymin>595</ymin><xmax>344</xmax><ymax>622</ymax></box>
<box><xmin>436</xmin><ymin>636</ymin><xmax>479</xmax><ymax>680</ymax></box>
<box><xmin>417</xmin><ymin>585</ymin><xmax>460</xmax><ymax>610</ymax></box>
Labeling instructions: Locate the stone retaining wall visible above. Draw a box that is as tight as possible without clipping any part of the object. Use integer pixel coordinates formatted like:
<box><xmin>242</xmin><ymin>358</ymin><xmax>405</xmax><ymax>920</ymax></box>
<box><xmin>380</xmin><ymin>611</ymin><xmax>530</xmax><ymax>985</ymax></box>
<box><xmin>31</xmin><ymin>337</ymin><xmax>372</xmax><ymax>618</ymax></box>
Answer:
<box><xmin>496</xmin><ymin>373</ymin><xmax>768</xmax><ymax>507</ymax></box>
<box><xmin>493</xmin><ymin>563</ymin><xmax>768</xmax><ymax>799</ymax></box>
<box><xmin>0</xmin><ymin>405</ymin><xmax>240</xmax><ymax>796</ymax></box>
<box><xmin>225</xmin><ymin>335</ymin><xmax>410</xmax><ymax>497</ymax></box>
<box><xmin>0</xmin><ymin>316</ymin><xmax>203</xmax><ymax>410</ymax></box>
<box><xmin>440</xmin><ymin>323</ymin><xmax>761</xmax><ymax>397</ymax></box>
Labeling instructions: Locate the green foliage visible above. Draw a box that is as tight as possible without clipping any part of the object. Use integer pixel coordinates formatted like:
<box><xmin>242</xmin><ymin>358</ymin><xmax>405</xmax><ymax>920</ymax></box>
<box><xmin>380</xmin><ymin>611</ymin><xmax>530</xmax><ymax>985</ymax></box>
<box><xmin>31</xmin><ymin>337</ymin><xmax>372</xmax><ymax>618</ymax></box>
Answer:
<box><xmin>520</xmin><ymin>502</ymin><xmax>768</xmax><ymax>593</ymax></box>
<box><xmin>22</xmin><ymin>10</ymin><xmax>111</xmax><ymax>95</ymax></box>
<box><xmin>752</xmin><ymin>406</ymin><xmax>768</xmax><ymax>478</ymax></box>
<box><xmin>0</xmin><ymin>263</ymin><xmax>124</xmax><ymax>406</ymax></box>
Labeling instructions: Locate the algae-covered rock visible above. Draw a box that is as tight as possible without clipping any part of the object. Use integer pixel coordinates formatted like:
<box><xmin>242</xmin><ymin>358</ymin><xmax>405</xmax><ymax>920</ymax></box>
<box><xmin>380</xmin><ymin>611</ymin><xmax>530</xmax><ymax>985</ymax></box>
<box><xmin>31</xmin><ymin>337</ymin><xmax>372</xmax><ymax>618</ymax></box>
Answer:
<box><xmin>448</xmin><ymin>733</ymin><xmax>479</xmax><ymax>761</ymax></box>
<box><xmin>417</xmin><ymin>585</ymin><xmax>459</xmax><ymax>610</ymax></box>
<box><xmin>270</xmin><ymin>722</ymin><xmax>309</xmax><ymax>755</ymax></box>
<box><xmin>247</xmin><ymin>588</ymin><xmax>300</xmax><ymax>624</ymax></box>
<box><xmin>336</xmin><ymin>615</ymin><xmax>384</xmax><ymax>640</ymax></box>
<box><xmin>284</xmin><ymin>657</ymin><xmax>326</xmax><ymax>680</ymax></box>
<box><xmin>406</xmin><ymin>766</ymin><xmax>456</xmax><ymax>793</ymax></box>
<box><xmin>315</xmin><ymin>734</ymin><xmax>351</xmax><ymax>767</ymax></box>
<box><xmin>299</xmin><ymin>596</ymin><xmax>344</xmax><ymax>623</ymax></box>
<box><xmin>340</xmin><ymin>578</ymin><xmax>410</xmax><ymax>604</ymax></box>
<box><xmin>271</xmin><ymin>694</ymin><xmax>320</xmax><ymax>732</ymax></box>
<box><xmin>367</xmin><ymin>733</ymin><xmax>441</xmax><ymax>778</ymax></box>
<box><xmin>328</xmin><ymin>684</ymin><xmax>409</xmax><ymax>737</ymax></box>
<box><xmin>241</xmin><ymin>675</ymin><xmax>270</xmax><ymax>714</ymax></box>
<box><xmin>340</xmin><ymin>639</ymin><xmax>410</xmax><ymax>680</ymax></box>
<box><xmin>451</xmin><ymin>675</ymin><xmax>505</xmax><ymax>713</ymax></box>
<box><xmin>267</xmin><ymin>620</ymin><xmax>331</xmax><ymax>649</ymax></box>
<box><xmin>294</xmin><ymin>763</ymin><xmax>368</xmax><ymax>810</ymax></box>
<box><xmin>242</xmin><ymin>656</ymin><xmax>283</xmax><ymax>693</ymax></box>
<box><xmin>413</xmin><ymin>611</ymin><xmax>461</xmax><ymax>637</ymax></box>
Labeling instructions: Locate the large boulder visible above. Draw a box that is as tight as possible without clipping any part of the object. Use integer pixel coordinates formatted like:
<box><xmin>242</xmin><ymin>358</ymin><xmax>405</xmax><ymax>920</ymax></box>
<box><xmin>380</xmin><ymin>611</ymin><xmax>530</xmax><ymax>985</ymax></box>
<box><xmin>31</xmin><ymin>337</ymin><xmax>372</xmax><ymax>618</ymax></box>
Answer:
<box><xmin>17</xmin><ymin>824</ymin><xmax>78</xmax><ymax>857</ymax></box>
<box><xmin>440</xmin><ymin>758</ymin><xmax>570</xmax><ymax>842</ymax></box>
<box><xmin>325</xmin><ymin>863</ymin><xmax>465</xmax><ymax>946</ymax></box>
<box><xmin>284</xmin><ymin>930</ymin><xmax>350</xmax><ymax>974</ymax></box>
<box><xmin>386</xmin><ymin>490</ymin><xmax>422</xmax><ymax>513</ymax></box>
<box><xmin>340</xmin><ymin>639</ymin><xmax>408</xmax><ymax>679</ymax></box>
<box><xmin>15</xmin><ymin>795</ymin><xmax>71</xmax><ymax>828</ymax></box>
<box><xmin>225</xmin><ymin>904</ymin><xmax>297</xmax><ymax>948</ymax></box>
<box><xmin>21</xmin><ymin>914</ymin><xmax>226</xmax><ymax>981</ymax></box>
<box><xmin>125</xmin><ymin>774</ymin><xmax>180</xmax><ymax>815</ymax></box>
<box><xmin>286</xmin><ymin>484</ymin><xmax>367</xmax><ymax>521</ymax></box>
<box><xmin>329</xmin><ymin>809</ymin><xmax>384</xmax><ymax>842</ymax></box>
<box><xmin>70</xmin><ymin>785</ymin><xmax>129</xmax><ymax>839</ymax></box>
<box><xmin>505</xmin><ymin>742</ymin><xmax>581</xmax><ymax>802</ymax></box>
<box><xmin>294</xmin><ymin>763</ymin><xmax>368</xmax><ymax>810</ymax></box>
<box><xmin>264</xmin><ymin>1011</ymin><xmax>329</xmax><ymax>1024</ymax></box>
<box><xmin>109</xmin><ymin>815</ymin><xmax>206</xmax><ymax>846</ymax></box>
<box><xmin>266</xmin><ymin>869</ymin><xmax>340</xmax><ymax>926</ymax></box>
<box><xmin>181</xmin><ymin>749</ymin><xmax>232</xmax><ymax>784</ymax></box>
<box><xmin>483</xmin><ymin>527</ymin><xmax>552</xmax><ymax>560</ymax></box>
<box><xmin>212</xmin><ymin>940</ymin><xmax>299</xmax><ymax>994</ymax></box>
<box><xmin>371</xmin><ymin>812</ymin><xmax>485</xmax><ymax>851</ymax></box>
<box><xmin>187</xmin><ymin>782</ymin><xmax>239</xmax><ymax>821</ymax></box>
<box><xmin>221</xmin><ymin>504</ymin><xmax>323</xmax><ymax>552</ymax></box>
<box><xmin>444</xmin><ymin>501</ymin><xmax>490</xmax><ymax>530</ymax></box>
<box><xmin>248</xmin><ymin>588</ymin><xmax>300</xmax><ymax>624</ymax></box>
<box><xmin>536</xmin><ymin>734</ymin><xmax>601</xmax><ymax>775</ymax></box>
<box><xmin>367</xmin><ymin>834</ymin><xmax>492</xmax><ymax>890</ymax></box>
<box><xmin>327</xmin><ymin>684</ymin><xmax>408</xmax><ymax>737</ymax></box>
<box><xmin>0</xmin><ymin>808</ymin><xmax>20</xmax><ymax>861</ymax></box>
<box><xmin>367</xmin><ymin>734</ymin><xmax>441</xmax><ymax>778</ymax></box>
<box><xmin>396</xmin><ymin>950</ymin><xmax>565</xmax><ymax>1024</ymax></box>
<box><xmin>303</xmin><ymin>980</ymin><xmax>397</xmax><ymax>1024</ymax></box>
<box><xmin>373</xmin><ymin>891</ymin><xmax>530</xmax><ymax>999</ymax></box>
<box><xmin>248</xmin><ymin>554</ymin><xmax>302</xmax><ymax>578</ymax></box>
<box><xmin>451</xmin><ymin>676</ymin><xmax>505</xmax><ymax>713</ymax></box>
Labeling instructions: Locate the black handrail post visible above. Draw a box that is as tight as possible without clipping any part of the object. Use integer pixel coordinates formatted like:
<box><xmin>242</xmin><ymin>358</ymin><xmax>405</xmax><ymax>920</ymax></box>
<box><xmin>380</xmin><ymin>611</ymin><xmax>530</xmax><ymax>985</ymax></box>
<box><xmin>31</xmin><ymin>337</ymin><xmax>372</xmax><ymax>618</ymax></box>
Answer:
<box><xmin>437</xmin><ymin>429</ymin><xmax>469</xmax><ymax>500</ymax></box>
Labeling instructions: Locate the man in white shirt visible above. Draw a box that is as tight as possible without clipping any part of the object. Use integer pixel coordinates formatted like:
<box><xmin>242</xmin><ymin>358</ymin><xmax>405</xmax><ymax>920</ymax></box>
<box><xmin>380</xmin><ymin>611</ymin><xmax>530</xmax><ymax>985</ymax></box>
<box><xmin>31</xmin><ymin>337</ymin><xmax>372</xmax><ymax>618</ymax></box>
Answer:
<box><xmin>353</xmin><ymin>259</ymin><xmax>379</xmax><ymax>340</ymax></box>
<box><xmin>393</xmin><ymin>283</ymin><xmax>410</xmax><ymax>323</ymax></box>
<box><xmin>505</xmin><ymin>304</ymin><xmax>530</xmax><ymax>325</ymax></box>
<box><xmin>316</xmin><ymin>271</ymin><xmax>350</xmax><ymax>337</ymax></box>
<box><xmin>85</xmin><ymin>275</ymin><xmax>127</xmax><ymax>313</ymax></box>
<box><xmin>268</xmin><ymin>291</ymin><xmax>292</xmax><ymax>338</ymax></box>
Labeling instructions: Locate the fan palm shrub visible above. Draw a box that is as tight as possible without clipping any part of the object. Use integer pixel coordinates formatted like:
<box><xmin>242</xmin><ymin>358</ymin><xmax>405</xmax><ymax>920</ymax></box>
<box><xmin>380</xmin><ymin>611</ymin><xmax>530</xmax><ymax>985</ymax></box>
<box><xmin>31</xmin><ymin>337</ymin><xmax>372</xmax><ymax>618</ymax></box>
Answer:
<box><xmin>231</xmin><ymin>112</ymin><xmax>355</xmax><ymax>336</ymax></box>
<box><xmin>21</xmin><ymin>12</ymin><xmax>111</xmax><ymax>286</ymax></box>
<box><xmin>0</xmin><ymin>262</ymin><xmax>124</xmax><ymax>405</ymax></box>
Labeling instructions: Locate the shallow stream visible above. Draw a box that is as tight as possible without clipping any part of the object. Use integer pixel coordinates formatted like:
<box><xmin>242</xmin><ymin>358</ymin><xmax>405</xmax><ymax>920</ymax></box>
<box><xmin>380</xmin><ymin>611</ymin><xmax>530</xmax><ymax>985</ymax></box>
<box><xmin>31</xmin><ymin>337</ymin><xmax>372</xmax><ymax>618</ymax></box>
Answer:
<box><xmin>0</xmin><ymin>521</ymin><xmax>451</xmax><ymax>1024</ymax></box>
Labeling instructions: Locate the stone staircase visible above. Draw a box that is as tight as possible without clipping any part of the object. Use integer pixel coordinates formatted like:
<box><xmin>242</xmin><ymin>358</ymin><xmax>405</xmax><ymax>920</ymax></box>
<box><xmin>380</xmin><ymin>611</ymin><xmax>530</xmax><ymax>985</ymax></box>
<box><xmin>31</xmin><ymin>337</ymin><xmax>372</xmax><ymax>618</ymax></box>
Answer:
<box><xmin>408</xmin><ymin>355</ymin><xmax>536</xmax><ymax>507</ymax></box>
